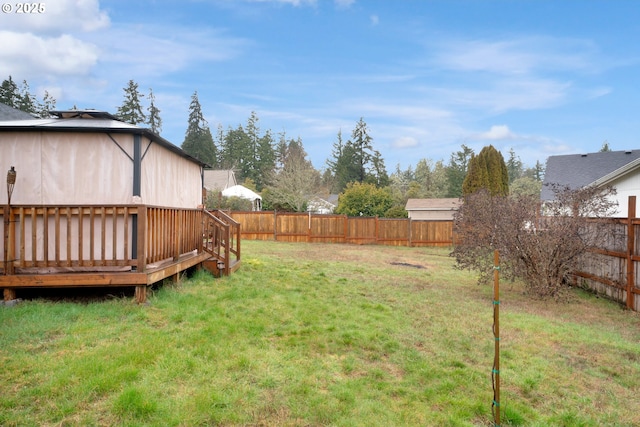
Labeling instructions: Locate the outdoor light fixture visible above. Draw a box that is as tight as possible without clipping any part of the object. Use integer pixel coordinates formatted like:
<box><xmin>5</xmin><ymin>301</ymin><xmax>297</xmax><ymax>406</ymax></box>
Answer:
<box><xmin>6</xmin><ymin>166</ymin><xmax>16</xmax><ymax>205</ymax></box>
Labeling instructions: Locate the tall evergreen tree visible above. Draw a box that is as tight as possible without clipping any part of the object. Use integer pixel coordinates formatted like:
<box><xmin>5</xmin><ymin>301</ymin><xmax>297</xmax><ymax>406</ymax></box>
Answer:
<box><xmin>181</xmin><ymin>91</ymin><xmax>217</xmax><ymax>166</ymax></box>
<box><xmin>325</xmin><ymin>118</ymin><xmax>388</xmax><ymax>192</ymax></box>
<box><xmin>255</xmin><ymin>129</ymin><xmax>276</xmax><ymax>191</ymax></box>
<box><xmin>462</xmin><ymin>145</ymin><xmax>509</xmax><ymax>196</ymax></box>
<box><xmin>38</xmin><ymin>90</ymin><xmax>56</xmax><ymax>118</ymax></box>
<box><xmin>445</xmin><ymin>144</ymin><xmax>474</xmax><ymax>197</ymax></box>
<box><xmin>506</xmin><ymin>148</ymin><xmax>523</xmax><ymax>184</ymax></box>
<box><xmin>0</xmin><ymin>76</ymin><xmax>20</xmax><ymax>108</ymax></box>
<box><xmin>116</xmin><ymin>80</ymin><xmax>146</xmax><ymax>125</ymax></box>
<box><xmin>146</xmin><ymin>88</ymin><xmax>162</xmax><ymax>134</ymax></box>
<box><xmin>17</xmin><ymin>80</ymin><xmax>37</xmax><ymax>114</ymax></box>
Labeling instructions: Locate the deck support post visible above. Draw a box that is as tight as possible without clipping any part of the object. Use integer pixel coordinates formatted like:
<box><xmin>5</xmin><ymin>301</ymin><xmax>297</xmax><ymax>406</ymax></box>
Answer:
<box><xmin>3</xmin><ymin>288</ymin><xmax>16</xmax><ymax>301</ymax></box>
<box><xmin>135</xmin><ymin>285</ymin><xmax>147</xmax><ymax>304</ymax></box>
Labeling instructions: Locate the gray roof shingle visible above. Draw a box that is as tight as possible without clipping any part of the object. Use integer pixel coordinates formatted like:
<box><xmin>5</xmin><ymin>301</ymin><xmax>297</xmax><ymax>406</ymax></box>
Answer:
<box><xmin>541</xmin><ymin>149</ymin><xmax>640</xmax><ymax>200</ymax></box>
<box><xmin>0</xmin><ymin>102</ymin><xmax>35</xmax><ymax>120</ymax></box>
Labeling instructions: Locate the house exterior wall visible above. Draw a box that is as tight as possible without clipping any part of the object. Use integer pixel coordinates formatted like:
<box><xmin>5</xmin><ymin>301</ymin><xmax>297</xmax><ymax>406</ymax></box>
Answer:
<box><xmin>0</xmin><ymin>131</ymin><xmax>202</xmax><ymax>208</ymax></box>
<box><xmin>608</xmin><ymin>174</ymin><xmax>640</xmax><ymax>217</ymax></box>
<box><xmin>408</xmin><ymin>210</ymin><xmax>457</xmax><ymax>220</ymax></box>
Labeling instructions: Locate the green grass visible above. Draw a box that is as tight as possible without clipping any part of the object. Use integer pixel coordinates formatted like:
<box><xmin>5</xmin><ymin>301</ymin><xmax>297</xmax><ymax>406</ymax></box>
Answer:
<box><xmin>1</xmin><ymin>240</ymin><xmax>639</xmax><ymax>426</ymax></box>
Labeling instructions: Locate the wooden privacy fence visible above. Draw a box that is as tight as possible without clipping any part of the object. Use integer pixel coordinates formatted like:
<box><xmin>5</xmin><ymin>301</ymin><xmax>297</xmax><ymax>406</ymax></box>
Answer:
<box><xmin>226</xmin><ymin>211</ymin><xmax>455</xmax><ymax>247</ymax></box>
<box><xmin>572</xmin><ymin>195</ymin><xmax>640</xmax><ymax>312</ymax></box>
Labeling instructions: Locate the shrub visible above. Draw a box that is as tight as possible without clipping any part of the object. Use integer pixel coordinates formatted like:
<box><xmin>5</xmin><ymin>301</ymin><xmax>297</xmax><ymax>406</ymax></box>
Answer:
<box><xmin>451</xmin><ymin>185</ymin><xmax>618</xmax><ymax>299</ymax></box>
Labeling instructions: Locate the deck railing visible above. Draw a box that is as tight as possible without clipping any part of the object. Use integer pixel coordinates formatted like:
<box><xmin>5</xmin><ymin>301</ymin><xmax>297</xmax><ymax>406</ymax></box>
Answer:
<box><xmin>202</xmin><ymin>210</ymin><xmax>241</xmax><ymax>276</ymax></box>
<box><xmin>1</xmin><ymin>205</ymin><xmax>238</xmax><ymax>275</ymax></box>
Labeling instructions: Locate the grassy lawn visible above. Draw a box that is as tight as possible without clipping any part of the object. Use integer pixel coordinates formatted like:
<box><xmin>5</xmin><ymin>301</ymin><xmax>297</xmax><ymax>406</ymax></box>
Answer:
<box><xmin>1</xmin><ymin>240</ymin><xmax>639</xmax><ymax>426</ymax></box>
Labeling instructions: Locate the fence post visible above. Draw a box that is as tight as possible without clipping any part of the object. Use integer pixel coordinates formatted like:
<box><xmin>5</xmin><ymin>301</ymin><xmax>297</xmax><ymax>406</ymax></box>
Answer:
<box><xmin>493</xmin><ymin>249</ymin><xmax>501</xmax><ymax>426</ymax></box>
<box><xmin>273</xmin><ymin>210</ymin><xmax>277</xmax><ymax>241</ymax></box>
<box><xmin>343</xmin><ymin>215</ymin><xmax>348</xmax><ymax>243</ymax></box>
<box><xmin>627</xmin><ymin>196</ymin><xmax>636</xmax><ymax>310</ymax></box>
<box><xmin>408</xmin><ymin>217</ymin><xmax>412</xmax><ymax>247</ymax></box>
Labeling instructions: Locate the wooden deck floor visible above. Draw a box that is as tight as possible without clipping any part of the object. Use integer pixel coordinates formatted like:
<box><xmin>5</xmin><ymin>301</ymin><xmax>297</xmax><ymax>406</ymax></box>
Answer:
<box><xmin>0</xmin><ymin>251</ymin><xmax>236</xmax><ymax>303</ymax></box>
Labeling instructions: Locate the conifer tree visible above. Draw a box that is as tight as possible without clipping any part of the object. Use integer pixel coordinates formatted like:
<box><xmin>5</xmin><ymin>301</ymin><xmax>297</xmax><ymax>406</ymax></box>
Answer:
<box><xmin>116</xmin><ymin>80</ymin><xmax>146</xmax><ymax>125</ymax></box>
<box><xmin>38</xmin><ymin>90</ymin><xmax>57</xmax><ymax>118</ymax></box>
<box><xmin>0</xmin><ymin>76</ymin><xmax>20</xmax><ymax>108</ymax></box>
<box><xmin>325</xmin><ymin>118</ymin><xmax>388</xmax><ymax>192</ymax></box>
<box><xmin>462</xmin><ymin>145</ymin><xmax>509</xmax><ymax>196</ymax></box>
<box><xmin>146</xmin><ymin>88</ymin><xmax>162</xmax><ymax>134</ymax></box>
<box><xmin>17</xmin><ymin>80</ymin><xmax>37</xmax><ymax>114</ymax></box>
<box><xmin>181</xmin><ymin>91</ymin><xmax>217</xmax><ymax>166</ymax></box>
<box><xmin>445</xmin><ymin>144</ymin><xmax>474</xmax><ymax>197</ymax></box>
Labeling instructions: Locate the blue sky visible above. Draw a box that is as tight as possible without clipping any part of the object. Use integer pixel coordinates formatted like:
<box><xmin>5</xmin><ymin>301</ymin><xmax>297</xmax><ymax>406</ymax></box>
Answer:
<box><xmin>1</xmin><ymin>0</ymin><xmax>638</xmax><ymax>171</ymax></box>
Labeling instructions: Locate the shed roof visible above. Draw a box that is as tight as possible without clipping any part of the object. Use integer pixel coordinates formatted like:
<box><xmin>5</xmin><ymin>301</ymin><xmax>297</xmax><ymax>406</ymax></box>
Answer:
<box><xmin>405</xmin><ymin>198</ymin><xmax>461</xmax><ymax>211</ymax></box>
<box><xmin>0</xmin><ymin>110</ymin><xmax>208</xmax><ymax>168</ymax></box>
<box><xmin>222</xmin><ymin>185</ymin><xmax>262</xmax><ymax>200</ymax></box>
<box><xmin>541</xmin><ymin>149</ymin><xmax>640</xmax><ymax>200</ymax></box>
<box><xmin>203</xmin><ymin>170</ymin><xmax>237</xmax><ymax>191</ymax></box>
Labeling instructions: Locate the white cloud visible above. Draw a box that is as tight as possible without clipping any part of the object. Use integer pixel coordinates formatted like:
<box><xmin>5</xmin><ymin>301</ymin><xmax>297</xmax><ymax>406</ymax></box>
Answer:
<box><xmin>370</xmin><ymin>15</ymin><xmax>379</xmax><ymax>26</ymax></box>
<box><xmin>0</xmin><ymin>31</ymin><xmax>99</xmax><ymax>78</ymax></box>
<box><xmin>477</xmin><ymin>125</ymin><xmax>516</xmax><ymax>140</ymax></box>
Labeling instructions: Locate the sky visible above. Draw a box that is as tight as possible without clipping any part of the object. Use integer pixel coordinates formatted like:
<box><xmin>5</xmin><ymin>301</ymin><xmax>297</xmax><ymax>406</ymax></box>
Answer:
<box><xmin>1</xmin><ymin>0</ymin><xmax>639</xmax><ymax>171</ymax></box>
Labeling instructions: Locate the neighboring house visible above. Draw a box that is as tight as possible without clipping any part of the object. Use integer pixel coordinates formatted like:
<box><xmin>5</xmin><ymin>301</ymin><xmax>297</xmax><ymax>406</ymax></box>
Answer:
<box><xmin>0</xmin><ymin>102</ymin><xmax>35</xmax><ymax>120</ymax></box>
<box><xmin>222</xmin><ymin>184</ymin><xmax>262</xmax><ymax>211</ymax></box>
<box><xmin>405</xmin><ymin>198</ymin><xmax>461</xmax><ymax>220</ymax></box>
<box><xmin>203</xmin><ymin>169</ymin><xmax>237</xmax><ymax>192</ymax></box>
<box><xmin>307</xmin><ymin>195</ymin><xmax>337</xmax><ymax>214</ymax></box>
<box><xmin>542</xmin><ymin>149</ymin><xmax>640</xmax><ymax>217</ymax></box>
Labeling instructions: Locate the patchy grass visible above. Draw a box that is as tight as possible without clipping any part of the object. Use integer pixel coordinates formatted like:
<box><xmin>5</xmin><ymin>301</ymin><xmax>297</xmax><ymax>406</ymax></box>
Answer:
<box><xmin>1</xmin><ymin>240</ymin><xmax>639</xmax><ymax>426</ymax></box>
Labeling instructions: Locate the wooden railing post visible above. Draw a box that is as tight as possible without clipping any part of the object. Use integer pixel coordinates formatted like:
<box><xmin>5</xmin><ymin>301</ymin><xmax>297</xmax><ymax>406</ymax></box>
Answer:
<box><xmin>136</xmin><ymin>206</ymin><xmax>147</xmax><ymax>272</ymax></box>
<box><xmin>7</xmin><ymin>207</ymin><xmax>14</xmax><ymax>275</ymax></box>
<box><xmin>627</xmin><ymin>196</ymin><xmax>636</xmax><ymax>310</ymax></box>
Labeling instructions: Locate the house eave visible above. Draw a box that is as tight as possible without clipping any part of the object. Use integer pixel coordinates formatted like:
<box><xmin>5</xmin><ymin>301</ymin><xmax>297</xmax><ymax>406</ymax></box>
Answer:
<box><xmin>590</xmin><ymin>157</ymin><xmax>640</xmax><ymax>188</ymax></box>
<box><xmin>0</xmin><ymin>120</ymin><xmax>209</xmax><ymax>168</ymax></box>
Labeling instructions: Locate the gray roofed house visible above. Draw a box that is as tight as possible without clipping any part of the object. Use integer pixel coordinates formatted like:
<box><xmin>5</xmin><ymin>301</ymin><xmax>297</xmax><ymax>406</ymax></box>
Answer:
<box><xmin>0</xmin><ymin>102</ymin><xmax>35</xmax><ymax>120</ymax></box>
<box><xmin>542</xmin><ymin>149</ymin><xmax>640</xmax><ymax>217</ymax></box>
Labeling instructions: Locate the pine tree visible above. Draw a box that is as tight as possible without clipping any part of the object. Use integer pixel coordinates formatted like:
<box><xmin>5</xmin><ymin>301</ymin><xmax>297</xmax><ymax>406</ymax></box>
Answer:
<box><xmin>37</xmin><ymin>90</ymin><xmax>56</xmax><ymax>118</ymax></box>
<box><xmin>506</xmin><ymin>148</ymin><xmax>523</xmax><ymax>184</ymax></box>
<box><xmin>116</xmin><ymin>80</ymin><xmax>146</xmax><ymax>125</ymax></box>
<box><xmin>325</xmin><ymin>118</ymin><xmax>388</xmax><ymax>192</ymax></box>
<box><xmin>445</xmin><ymin>144</ymin><xmax>474</xmax><ymax>197</ymax></box>
<box><xmin>181</xmin><ymin>91</ymin><xmax>217</xmax><ymax>166</ymax></box>
<box><xmin>146</xmin><ymin>88</ymin><xmax>162</xmax><ymax>134</ymax></box>
<box><xmin>462</xmin><ymin>145</ymin><xmax>509</xmax><ymax>196</ymax></box>
<box><xmin>0</xmin><ymin>76</ymin><xmax>20</xmax><ymax>108</ymax></box>
<box><xmin>17</xmin><ymin>80</ymin><xmax>37</xmax><ymax>114</ymax></box>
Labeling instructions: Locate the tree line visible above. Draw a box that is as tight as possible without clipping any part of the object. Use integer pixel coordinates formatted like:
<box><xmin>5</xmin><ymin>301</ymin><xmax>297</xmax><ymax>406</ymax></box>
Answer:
<box><xmin>2</xmin><ymin>76</ymin><xmax>546</xmax><ymax>216</ymax></box>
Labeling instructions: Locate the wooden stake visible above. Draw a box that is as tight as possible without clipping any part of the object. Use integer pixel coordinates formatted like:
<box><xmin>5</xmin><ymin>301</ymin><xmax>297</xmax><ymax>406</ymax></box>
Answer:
<box><xmin>493</xmin><ymin>249</ymin><xmax>501</xmax><ymax>426</ymax></box>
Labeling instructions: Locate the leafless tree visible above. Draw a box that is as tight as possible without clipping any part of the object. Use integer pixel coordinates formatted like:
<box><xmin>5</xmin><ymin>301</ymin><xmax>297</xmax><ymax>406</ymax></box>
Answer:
<box><xmin>451</xmin><ymin>184</ymin><xmax>619</xmax><ymax>299</ymax></box>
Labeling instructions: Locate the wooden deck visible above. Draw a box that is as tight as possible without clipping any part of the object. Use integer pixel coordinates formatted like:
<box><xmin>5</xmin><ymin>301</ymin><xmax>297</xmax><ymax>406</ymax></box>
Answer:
<box><xmin>1</xmin><ymin>205</ymin><xmax>241</xmax><ymax>303</ymax></box>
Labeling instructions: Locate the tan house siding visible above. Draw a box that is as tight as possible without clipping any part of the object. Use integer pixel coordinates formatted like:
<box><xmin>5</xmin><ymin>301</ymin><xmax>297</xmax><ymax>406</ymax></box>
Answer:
<box><xmin>405</xmin><ymin>198</ymin><xmax>461</xmax><ymax>220</ymax></box>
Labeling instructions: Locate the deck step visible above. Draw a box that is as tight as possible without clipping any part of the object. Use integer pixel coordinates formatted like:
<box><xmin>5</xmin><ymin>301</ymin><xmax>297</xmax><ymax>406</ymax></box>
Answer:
<box><xmin>203</xmin><ymin>258</ymin><xmax>241</xmax><ymax>277</ymax></box>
